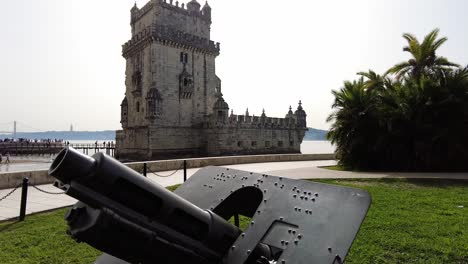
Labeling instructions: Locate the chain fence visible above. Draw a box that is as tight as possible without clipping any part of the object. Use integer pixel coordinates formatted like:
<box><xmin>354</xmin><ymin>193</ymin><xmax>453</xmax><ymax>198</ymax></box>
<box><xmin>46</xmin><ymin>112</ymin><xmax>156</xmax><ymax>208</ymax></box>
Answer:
<box><xmin>0</xmin><ymin>180</ymin><xmax>65</xmax><ymax>205</ymax></box>
<box><xmin>146</xmin><ymin>162</ymin><xmax>185</xmax><ymax>177</ymax></box>
<box><xmin>0</xmin><ymin>182</ymin><xmax>22</xmax><ymax>203</ymax></box>
<box><xmin>29</xmin><ymin>183</ymin><xmax>66</xmax><ymax>195</ymax></box>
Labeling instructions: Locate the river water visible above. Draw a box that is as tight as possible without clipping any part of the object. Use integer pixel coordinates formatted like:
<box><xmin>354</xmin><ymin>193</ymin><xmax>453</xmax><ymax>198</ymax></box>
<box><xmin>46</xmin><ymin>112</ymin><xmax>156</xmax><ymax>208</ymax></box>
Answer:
<box><xmin>0</xmin><ymin>140</ymin><xmax>335</xmax><ymax>173</ymax></box>
<box><xmin>66</xmin><ymin>140</ymin><xmax>336</xmax><ymax>155</ymax></box>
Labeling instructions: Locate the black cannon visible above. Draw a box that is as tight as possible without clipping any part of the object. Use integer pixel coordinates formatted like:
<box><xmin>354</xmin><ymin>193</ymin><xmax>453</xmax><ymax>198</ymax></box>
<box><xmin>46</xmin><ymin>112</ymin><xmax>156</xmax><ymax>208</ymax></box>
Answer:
<box><xmin>49</xmin><ymin>147</ymin><xmax>371</xmax><ymax>264</ymax></box>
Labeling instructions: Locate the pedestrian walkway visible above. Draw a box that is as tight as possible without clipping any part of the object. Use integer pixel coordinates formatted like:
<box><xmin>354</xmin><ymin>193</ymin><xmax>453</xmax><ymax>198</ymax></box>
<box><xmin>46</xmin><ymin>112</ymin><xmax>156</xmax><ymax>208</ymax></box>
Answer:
<box><xmin>1</xmin><ymin>159</ymin><xmax>467</xmax><ymax>221</ymax></box>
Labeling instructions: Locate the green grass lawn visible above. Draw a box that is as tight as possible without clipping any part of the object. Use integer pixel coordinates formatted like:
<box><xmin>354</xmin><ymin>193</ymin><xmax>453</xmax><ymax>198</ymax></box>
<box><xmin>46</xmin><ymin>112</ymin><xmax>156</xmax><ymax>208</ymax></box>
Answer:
<box><xmin>0</xmin><ymin>180</ymin><xmax>466</xmax><ymax>263</ymax></box>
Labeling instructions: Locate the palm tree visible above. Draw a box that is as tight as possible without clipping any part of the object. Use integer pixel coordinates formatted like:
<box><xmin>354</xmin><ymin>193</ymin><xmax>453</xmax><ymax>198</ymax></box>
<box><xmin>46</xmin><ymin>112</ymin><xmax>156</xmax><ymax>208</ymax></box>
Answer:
<box><xmin>327</xmin><ymin>78</ymin><xmax>382</xmax><ymax>169</ymax></box>
<box><xmin>386</xmin><ymin>29</ymin><xmax>459</xmax><ymax>80</ymax></box>
<box><xmin>357</xmin><ymin>70</ymin><xmax>384</xmax><ymax>91</ymax></box>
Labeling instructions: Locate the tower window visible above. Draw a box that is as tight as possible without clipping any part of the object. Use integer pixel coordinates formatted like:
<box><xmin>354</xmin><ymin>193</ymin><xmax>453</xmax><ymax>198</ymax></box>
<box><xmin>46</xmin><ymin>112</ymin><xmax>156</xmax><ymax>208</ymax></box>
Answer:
<box><xmin>180</xmin><ymin>52</ymin><xmax>188</xmax><ymax>63</ymax></box>
<box><xmin>278</xmin><ymin>141</ymin><xmax>283</xmax><ymax>147</ymax></box>
<box><xmin>265</xmin><ymin>141</ymin><xmax>271</xmax><ymax>148</ymax></box>
<box><xmin>136</xmin><ymin>102</ymin><xmax>140</xmax><ymax>112</ymax></box>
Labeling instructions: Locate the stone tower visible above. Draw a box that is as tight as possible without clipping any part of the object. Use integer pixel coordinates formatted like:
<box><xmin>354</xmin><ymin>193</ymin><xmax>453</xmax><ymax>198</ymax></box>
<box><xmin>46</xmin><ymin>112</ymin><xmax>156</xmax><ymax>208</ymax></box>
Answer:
<box><xmin>116</xmin><ymin>0</ymin><xmax>307</xmax><ymax>160</ymax></box>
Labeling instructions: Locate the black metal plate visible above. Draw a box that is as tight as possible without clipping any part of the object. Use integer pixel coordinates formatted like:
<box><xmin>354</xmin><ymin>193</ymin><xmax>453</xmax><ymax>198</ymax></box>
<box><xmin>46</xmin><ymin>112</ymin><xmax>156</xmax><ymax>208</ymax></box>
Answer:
<box><xmin>175</xmin><ymin>166</ymin><xmax>371</xmax><ymax>264</ymax></box>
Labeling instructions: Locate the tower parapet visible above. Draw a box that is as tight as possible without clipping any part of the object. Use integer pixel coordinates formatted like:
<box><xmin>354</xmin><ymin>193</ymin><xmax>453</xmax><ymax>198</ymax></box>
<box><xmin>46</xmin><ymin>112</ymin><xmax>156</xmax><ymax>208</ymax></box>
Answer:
<box><xmin>122</xmin><ymin>24</ymin><xmax>220</xmax><ymax>59</ymax></box>
<box><xmin>158</xmin><ymin>0</ymin><xmax>210</xmax><ymax>22</ymax></box>
<box><xmin>209</xmin><ymin>107</ymin><xmax>303</xmax><ymax>129</ymax></box>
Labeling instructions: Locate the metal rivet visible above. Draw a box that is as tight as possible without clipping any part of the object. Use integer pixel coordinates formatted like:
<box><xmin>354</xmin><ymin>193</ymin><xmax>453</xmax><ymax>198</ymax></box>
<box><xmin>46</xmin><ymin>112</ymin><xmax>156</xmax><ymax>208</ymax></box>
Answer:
<box><xmin>247</xmin><ymin>250</ymin><xmax>251</xmax><ymax>254</ymax></box>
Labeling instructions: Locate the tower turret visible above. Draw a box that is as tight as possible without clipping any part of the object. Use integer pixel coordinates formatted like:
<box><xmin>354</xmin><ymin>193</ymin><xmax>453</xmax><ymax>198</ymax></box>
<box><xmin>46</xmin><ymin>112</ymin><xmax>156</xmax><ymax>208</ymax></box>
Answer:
<box><xmin>130</xmin><ymin>2</ymin><xmax>139</xmax><ymax>34</ymax></box>
<box><xmin>120</xmin><ymin>97</ymin><xmax>128</xmax><ymax>128</ymax></box>
<box><xmin>286</xmin><ymin>105</ymin><xmax>294</xmax><ymax>118</ymax></box>
<box><xmin>294</xmin><ymin>100</ymin><xmax>307</xmax><ymax>128</ymax></box>
<box><xmin>202</xmin><ymin>1</ymin><xmax>212</xmax><ymax>22</ymax></box>
<box><xmin>213</xmin><ymin>96</ymin><xmax>229</xmax><ymax>122</ymax></box>
<box><xmin>187</xmin><ymin>0</ymin><xmax>201</xmax><ymax>14</ymax></box>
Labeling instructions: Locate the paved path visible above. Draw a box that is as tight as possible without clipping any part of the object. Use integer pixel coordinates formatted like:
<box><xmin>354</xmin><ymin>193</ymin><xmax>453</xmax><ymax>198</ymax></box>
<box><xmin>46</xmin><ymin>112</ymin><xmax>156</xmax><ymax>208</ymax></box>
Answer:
<box><xmin>1</xmin><ymin>160</ymin><xmax>467</xmax><ymax>221</ymax></box>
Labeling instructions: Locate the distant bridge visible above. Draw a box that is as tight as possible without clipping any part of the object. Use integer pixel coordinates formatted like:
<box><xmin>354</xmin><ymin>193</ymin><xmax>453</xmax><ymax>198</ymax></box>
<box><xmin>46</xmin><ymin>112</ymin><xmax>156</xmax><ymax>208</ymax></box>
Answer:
<box><xmin>0</xmin><ymin>121</ymin><xmax>53</xmax><ymax>138</ymax></box>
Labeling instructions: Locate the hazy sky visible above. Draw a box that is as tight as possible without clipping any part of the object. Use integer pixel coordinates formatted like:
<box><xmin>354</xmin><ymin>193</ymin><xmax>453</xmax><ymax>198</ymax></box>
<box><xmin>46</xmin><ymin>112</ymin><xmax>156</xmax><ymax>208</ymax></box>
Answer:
<box><xmin>1</xmin><ymin>0</ymin><xmax>467</xmax><ymax>132</ymax></box>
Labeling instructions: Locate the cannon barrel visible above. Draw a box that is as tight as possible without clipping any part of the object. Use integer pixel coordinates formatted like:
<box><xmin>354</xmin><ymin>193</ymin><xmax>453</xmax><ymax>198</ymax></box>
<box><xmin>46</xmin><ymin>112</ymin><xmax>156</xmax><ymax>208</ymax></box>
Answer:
<box><xmin>49</xmin><ymin>147</ymin><xmax>269</xmax><ymax>264</ymax></box>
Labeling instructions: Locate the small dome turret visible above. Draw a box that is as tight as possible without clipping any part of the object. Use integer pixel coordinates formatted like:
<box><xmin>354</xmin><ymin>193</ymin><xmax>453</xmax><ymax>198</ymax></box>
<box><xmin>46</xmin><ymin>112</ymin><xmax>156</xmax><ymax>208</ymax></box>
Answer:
<box><xmin>120</xmin><ymin>96</ymin><xmax>129</xmax><ymax>128</ymax></box>
<box><xmin>121</xmin><ymin>96</ymin><xmax>128</xmax><ymax>106</ymax></box>
<box><xmin>286</xmin><ymin>105</ymin><xmax>293</xmax><ymax>118</ymax></box>
<box><xmin>187</xmin><ymin>0</ymin><xmax>201</xmax><ymax>13</ymax></box>
<box><xmin>294</xmin><ymin>100</ymin><xmax>307</xmax><ymax>128</ymax></box>
<box><xmin>213</xmin><ymin>97</ymin><xmax>229</xmax><ymax>110</ymax></box>
<box><xmin>131</xmin><ymin>2</ymin><xmax>138</xmax><ymax>12</ymax></box>
<box><xmin>213</xmin><ymin>97</ymin><xmax>229</xmax><ymax>122</ymax></box>
<box><xmin>201</xmin><ymin>1</ymin><xmax>211</xmax><ymax>21</ymax></box>
<box><xmin>202</xmin><ymin>1</ymin><xmax>211</xmax><ymax>11</ymax></box>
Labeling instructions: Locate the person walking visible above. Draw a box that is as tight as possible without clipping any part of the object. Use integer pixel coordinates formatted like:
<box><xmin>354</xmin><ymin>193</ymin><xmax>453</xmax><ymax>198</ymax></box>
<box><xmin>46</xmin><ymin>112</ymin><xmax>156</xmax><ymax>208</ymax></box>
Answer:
<box><xmin>5</xmin><ymin>152</ymin><xmax>10</xmax><ymax>164</ymax></box>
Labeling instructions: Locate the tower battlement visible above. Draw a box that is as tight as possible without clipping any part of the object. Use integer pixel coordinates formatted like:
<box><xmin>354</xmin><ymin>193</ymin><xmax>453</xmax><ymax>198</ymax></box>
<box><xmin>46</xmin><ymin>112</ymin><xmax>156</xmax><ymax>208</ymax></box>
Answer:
<box><xmin>131</xmin><ymin>0</ymin><xmax>210</xmax><ymax>24</ymax></box>
<box><xmin>160</xmin><ymin>0</ymin><xmax>211</xmax><ymax>21</ymax></box>
<box><xmin>130</xmin><ymin>0</ymin><xmax>212</xmax><ymax>39</ymax></box>
<box><xmin>122</xmin><ymin>24</ymin><xmax>220</xmax><ymax>58</ymax></box>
